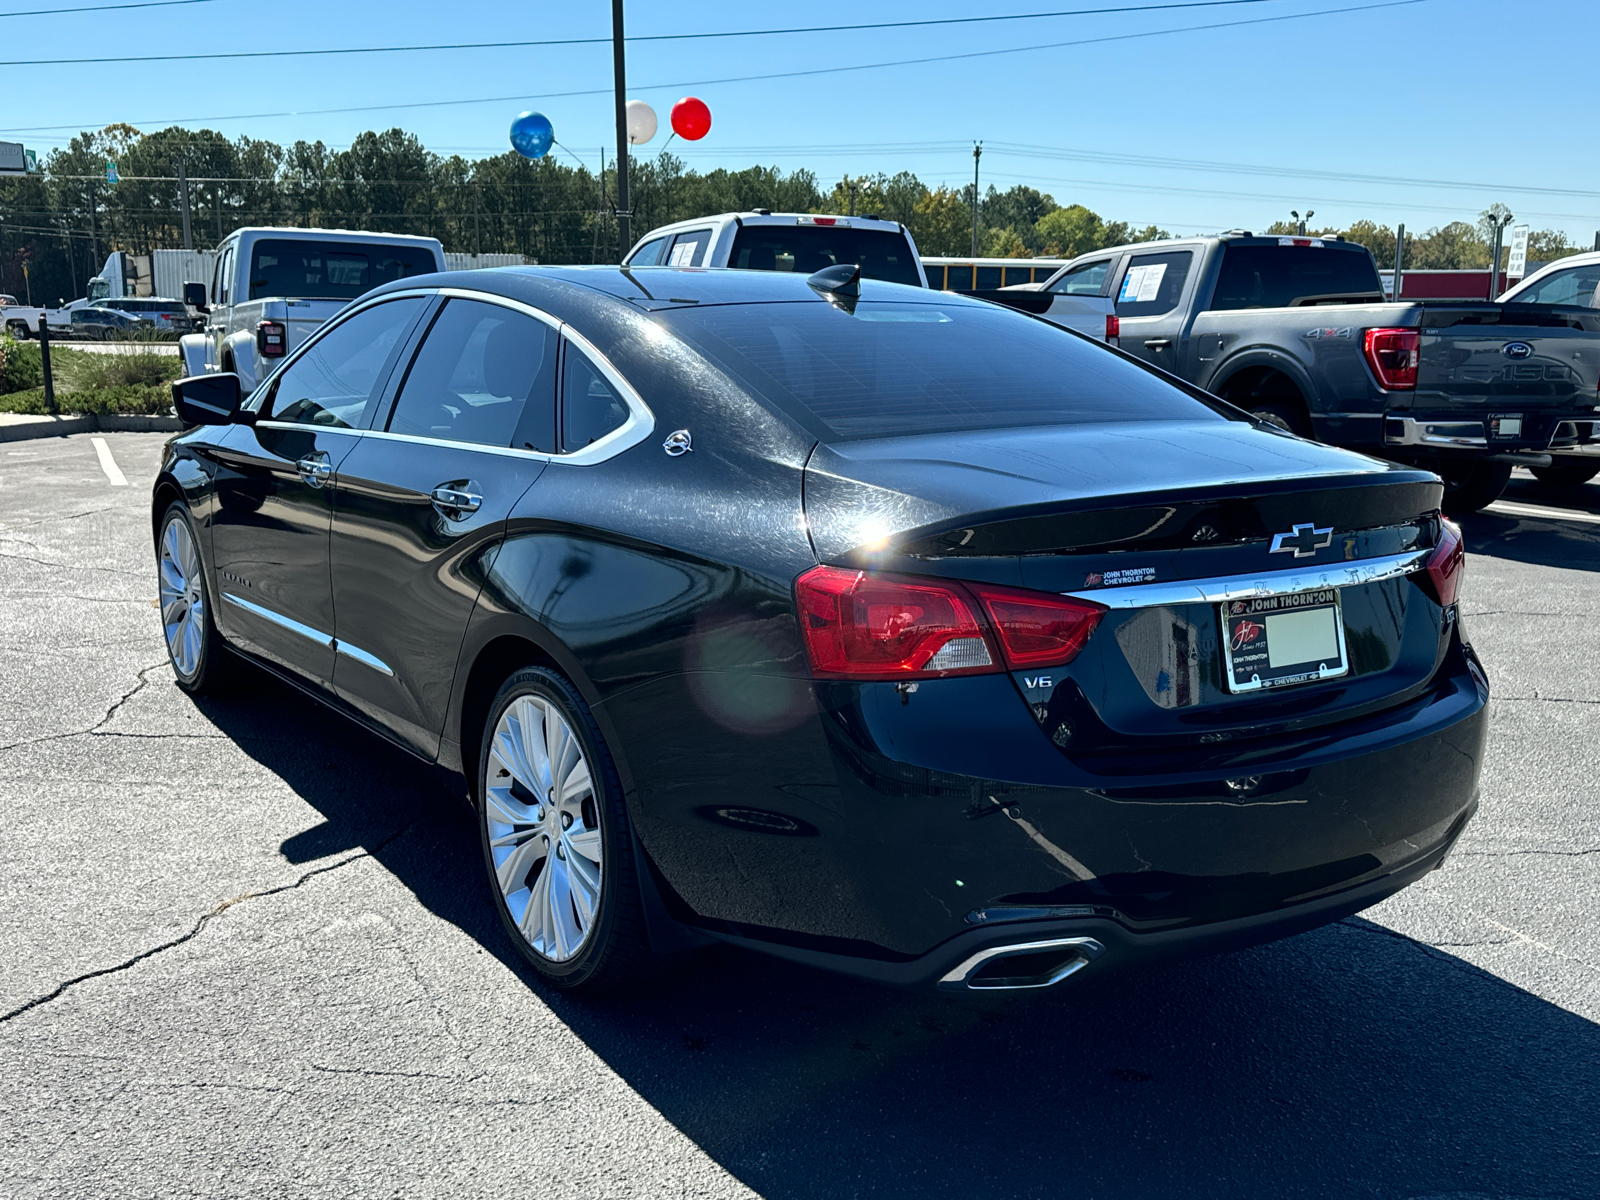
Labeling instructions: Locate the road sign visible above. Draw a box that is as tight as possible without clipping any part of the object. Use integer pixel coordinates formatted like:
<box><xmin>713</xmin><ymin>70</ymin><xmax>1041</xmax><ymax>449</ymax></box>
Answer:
<box><xmin>1506</xmin><ymin>224</ymin><xmax>1530</xmax><ymax>280</ymax></box>
<box><xmin>0</xmin><ymin>141</ymin><xmax>24</xmax><ymax>176</ymax></box>
<box><xmin>24</xmin><ymin>149</ymin><xmax>37</xmax><ymax>173</ymax></box>
<box><xmin>105</xmin><ymin>160</ymin><xmax>119</xmax><ymax>184</ymax></box>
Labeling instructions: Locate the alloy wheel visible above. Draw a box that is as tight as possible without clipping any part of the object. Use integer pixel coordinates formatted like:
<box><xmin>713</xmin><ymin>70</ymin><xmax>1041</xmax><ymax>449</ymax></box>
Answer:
<box><xmin>158</xmin><ymin>516</ymin><xmax>205</xmax><ymax>679</ymax></box>
<box><xmin>485</xmin><ymin>694</ymin><xmax>603</xmax><ymax>963</ymax></box>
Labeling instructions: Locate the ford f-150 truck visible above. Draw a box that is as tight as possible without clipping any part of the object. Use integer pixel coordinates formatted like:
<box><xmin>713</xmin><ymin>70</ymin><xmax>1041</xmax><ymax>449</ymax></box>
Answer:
<box><xmin>1022</xmin><ymin>233</ymin><xmax>1600</xmax><ymax>510</ymax></box>
<box><xmin>179</xmin><ymin>227</ymin><xmax>444</xmax><ymax>393</ymax></box>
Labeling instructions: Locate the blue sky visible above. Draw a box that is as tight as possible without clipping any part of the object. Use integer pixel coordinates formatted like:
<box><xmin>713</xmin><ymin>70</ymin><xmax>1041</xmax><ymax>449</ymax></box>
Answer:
<box><xmin>5</xmin><ymin>0</ymin><xmax>1598</xmax><ymax>243</ymax></box>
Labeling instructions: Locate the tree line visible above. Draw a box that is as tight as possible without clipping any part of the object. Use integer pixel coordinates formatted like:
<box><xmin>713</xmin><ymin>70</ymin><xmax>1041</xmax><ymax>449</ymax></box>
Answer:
<box><xmin>0</xmin><ymin>124</ymin><xmax>1587</xmax><ymax>305</ymax></box>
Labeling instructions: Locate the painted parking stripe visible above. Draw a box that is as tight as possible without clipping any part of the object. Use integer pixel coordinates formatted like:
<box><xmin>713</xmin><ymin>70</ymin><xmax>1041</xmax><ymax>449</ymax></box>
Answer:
<box><xmin>90</xmin><ymin>437</ymin><xmax>128</xmax><ymax>487</ymax></box>
<box><xmin>1488</xmin><ymin>500</ymin><xmax>1600</xmax><ymax>526</ymax></box>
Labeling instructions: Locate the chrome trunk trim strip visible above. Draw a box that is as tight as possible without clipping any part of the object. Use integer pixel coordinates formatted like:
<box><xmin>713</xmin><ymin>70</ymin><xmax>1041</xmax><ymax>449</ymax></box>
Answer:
<box><xmin>1063</xmin><ymin>547</ymin><xmax>1433</xmax><ymax>610</ymax></box>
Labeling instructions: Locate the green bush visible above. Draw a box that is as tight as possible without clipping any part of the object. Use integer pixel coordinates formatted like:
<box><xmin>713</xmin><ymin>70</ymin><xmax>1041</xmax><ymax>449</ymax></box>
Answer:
<box><xmin>0</xmin><ymin>336</ymin><xmax>43</xmax><ymax>395</ymax></box>
<box><xmin>55</xmin><ymin>347</ymin><xmax>184</xmax><ymax>391</ymax></box>
<box><xmin>0</xmin><ymin>384</ymin><xmax>172</xmax><ymax>415</ymax></box>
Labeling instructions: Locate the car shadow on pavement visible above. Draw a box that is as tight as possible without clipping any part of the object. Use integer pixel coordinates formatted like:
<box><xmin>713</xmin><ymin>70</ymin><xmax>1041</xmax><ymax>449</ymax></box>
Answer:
<box><xmin>200</xmin><ymin>663</ymin><xmax>1600</xmax><ymax>1200</ymax></box>
<box><xmin>1462</xmin><ymin>477</ymin><xmax>1600</xmax><ymax>576</ymax></box>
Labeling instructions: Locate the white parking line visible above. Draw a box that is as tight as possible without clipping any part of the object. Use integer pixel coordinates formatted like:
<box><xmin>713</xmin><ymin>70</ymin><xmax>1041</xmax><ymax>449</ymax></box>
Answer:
<box><xmin>90</xmin><ymin>437</ymin><xmax>128</xmax><ymax>487</ymax></box>
<box><xmin>1487</xmin><ymin>500</ymin><xmax>1600</xmax><ymax>525</ymax></box>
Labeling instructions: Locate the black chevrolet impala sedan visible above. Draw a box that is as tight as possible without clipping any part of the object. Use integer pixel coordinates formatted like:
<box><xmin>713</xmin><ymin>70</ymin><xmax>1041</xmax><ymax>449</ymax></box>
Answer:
<box><xmin>154</xmin><ymin>265</ymin><xmax>1486</xmax><ymax>993</ymax></box>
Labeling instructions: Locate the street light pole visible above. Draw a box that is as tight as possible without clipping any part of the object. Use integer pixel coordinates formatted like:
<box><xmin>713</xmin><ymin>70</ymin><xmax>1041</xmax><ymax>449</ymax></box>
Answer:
<box><xmin>611</xmin><ymin>0</ymin><xmax>631</xmax><ymax>257</ymax></box>
<box><xmin>970</xmin><ymin>142</ymin><xmax>982</xmax><ymax>258</ymax></box>
<box><xmin>1486</xmin><ymin>210</ymin><xmax>1513</xmax><ymax>300</ymax></box>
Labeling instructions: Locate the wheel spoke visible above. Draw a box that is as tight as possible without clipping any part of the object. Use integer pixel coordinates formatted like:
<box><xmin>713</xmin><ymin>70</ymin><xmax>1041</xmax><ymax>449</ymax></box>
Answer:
<box><xmin>493</xmin><ymin>832</ymin><xmax>545</xmax><ymax>895</ymax></box>
<box><xmin>564</xmin><ymin>826</ymin><xmax>602</xmax><ymax>866</ymax></box>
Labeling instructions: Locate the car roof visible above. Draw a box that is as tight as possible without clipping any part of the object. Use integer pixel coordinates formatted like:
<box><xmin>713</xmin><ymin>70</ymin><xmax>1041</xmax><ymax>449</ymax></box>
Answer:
<box><xmin>371</xmin><ymin>264</ymin><xmax>981</xmax><ymax>314</ymax></box>
<box><xmin>1502</xmin><ymin>250</ymin><xmax>1600</xmax><ymax>298</ymax></box>
<box><xmin>635</xmin><ymin>212</ymin><xmax>905</xmax><ymax>239</ymax></box>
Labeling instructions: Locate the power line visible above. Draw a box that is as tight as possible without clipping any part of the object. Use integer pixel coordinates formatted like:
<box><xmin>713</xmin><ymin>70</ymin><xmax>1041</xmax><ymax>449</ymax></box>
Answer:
<box><xmin>3</xmin><ymin>0</ymin><xmax>1430</xmax><ymax>129</ymax></box>
<box><xmin>0</xmin><ymin>0</ymin><xmax>219</xmax><ymax>18</ymax></box>
<box><xmin>0</xmin><ymin>0</ymin><xmax>1288</xmax><ymax>64</ymax></box>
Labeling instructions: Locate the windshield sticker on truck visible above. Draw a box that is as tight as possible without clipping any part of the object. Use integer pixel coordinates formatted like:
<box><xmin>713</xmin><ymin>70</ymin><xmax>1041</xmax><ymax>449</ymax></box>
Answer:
<box><xmin>1118</xmin><ymin>263</ymin><xmax>1167</xmax><ymax>304</ymax></box>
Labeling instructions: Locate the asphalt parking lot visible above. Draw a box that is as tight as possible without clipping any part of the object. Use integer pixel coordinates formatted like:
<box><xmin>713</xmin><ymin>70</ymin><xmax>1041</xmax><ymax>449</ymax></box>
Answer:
<box><xmin>2</xmin><ymin>431</ymin><xmax>1598</xmax><ymax>1199</ymax></box>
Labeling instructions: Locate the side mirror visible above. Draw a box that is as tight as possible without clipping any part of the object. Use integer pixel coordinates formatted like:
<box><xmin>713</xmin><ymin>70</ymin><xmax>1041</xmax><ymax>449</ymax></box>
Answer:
<box><xmin>172</xmin><ymin>373</ymin><xmax>244</xmax><ymax>426</ymax></box>
<box><xmin>183</xmin><ymin>281</ymin><xmax>210</xmax><ymax>313</ymax></box>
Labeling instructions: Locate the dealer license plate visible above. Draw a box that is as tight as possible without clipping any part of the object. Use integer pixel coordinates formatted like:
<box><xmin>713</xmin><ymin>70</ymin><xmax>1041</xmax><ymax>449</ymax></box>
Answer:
<box><xmin>1220</xmin><ymin>588</ymin><xmax>1349</xmax><ymax>693</ymax></box>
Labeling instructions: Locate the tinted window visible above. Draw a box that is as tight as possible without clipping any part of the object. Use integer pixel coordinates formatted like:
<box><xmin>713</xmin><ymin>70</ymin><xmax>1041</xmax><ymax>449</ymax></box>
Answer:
<box><xmin>665</xmin><ymin>230</ymin><xmax>712</xmax><ymax>267</ymax></box>
<box><xmin>388</xmin><ymin>299</ymin><xmax>558</xmax><ymax>449</ymax></box>
<box><xmin>1512</xmin><ymin>263</ymin><xmax>1600</xmax><ymax>308</ymax></box>
<box><xmin>561</xmin><ymin>347</ymin><xmax>631</xmax><ymax>451</ymax></box>
<box><xmin>630</xmin><ymin>236</ymin><xmax>668</xmax><ymax>266</ymax></box>
<box><xmin>1115</xmin><ymin>251</ymin><xmax>1193</xmax><ymax>317</ymax></box>
<box><xmin>659</xmin><ymin>300</ymin><xmax>1220</xmax><ymax>441</ymax></box>
<box><xmin>248</xmin><ymin>239</ymin><xmax>435</xmax><ymax>301</ymax></box>
<box><xmin>268</xmin><ymin>298</ymin><xmax>425</xmax><ymax>429</ymax></box>
<box><xmin>974</xmin><ymin>266</ymin><xmax>1002</xmax><ymax>289</ymax></box>
<box><xmin>1049</xmin><ymin>259</ymin><xmax>1113</xmax><ymax>296</ymax></box>
<box><xmin>1209</xmin><ymin>245</ymin><xmax>1384</xmax><ymax>310</ymax></box>
<box><xmin>728</xmin><ymin>227</ymin><xmax>922</xmax><ymax>286</ymax></box>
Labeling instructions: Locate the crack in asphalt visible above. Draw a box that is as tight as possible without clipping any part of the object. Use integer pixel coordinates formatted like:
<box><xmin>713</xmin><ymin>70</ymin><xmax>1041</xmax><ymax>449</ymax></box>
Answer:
<box><xmin>1456</xmin><ymin>847</ymin><xmax>1600</xmax><ymax>859</ymax></box>
<box><xmin>308</xmin><ymin>1063</ymin><xmax>478</xmax><ymax>1082</ymax></box>
<box><xmin>1494</xmin><ymin>694</ymin><xmax>1600</xmax><ymax>706</ymax></box>
<box><xmin>0</xmin><ymin>827</ymin><xmax>411</xmax><ymax>1025</ymax></box>
<box><xmin>0</xmin><ymin>660</ymin><xmax>167</xmax><ymax>754</ymax></box>
<box><xmin>0</xmin><ymin>549</ymin><xmax>143</xmax><ymax>577</ymax></box>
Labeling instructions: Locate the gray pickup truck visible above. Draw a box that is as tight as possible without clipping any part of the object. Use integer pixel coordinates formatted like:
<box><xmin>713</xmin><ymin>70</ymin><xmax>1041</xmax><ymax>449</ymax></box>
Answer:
<box><xmin>1019</xmin><ymin>233</ymin><xmax>1600</xmax><ymax>510</ymax></box>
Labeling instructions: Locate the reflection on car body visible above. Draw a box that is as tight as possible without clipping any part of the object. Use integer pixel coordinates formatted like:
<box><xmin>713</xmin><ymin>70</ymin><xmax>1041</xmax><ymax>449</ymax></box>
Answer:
<box><xmin>153</xmin><ymin>265</ymin><xmax>1487</xmax><ymax>995</ymax></box>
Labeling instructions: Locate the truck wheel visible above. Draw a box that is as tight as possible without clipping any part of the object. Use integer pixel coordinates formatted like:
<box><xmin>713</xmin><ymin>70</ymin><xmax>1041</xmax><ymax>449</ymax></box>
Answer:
<box><xmin>1530</xmin><ymin>462</ymin><xmax>1600</xmax><ymax>489</ymax></box>
<box><xmin>1439</xmin><ymin>461</ymin><xmax>1512</xmax><ymax>514</ymax></box>
<box><xmin>7</xmin><ymin>321</ymin><xmax>30</xmax><ymax>340</ymax></box>
<box><xmin>1248</xmin><ymin>403</ymin><xmax>1313</xmax><ymax>438</ymax></box>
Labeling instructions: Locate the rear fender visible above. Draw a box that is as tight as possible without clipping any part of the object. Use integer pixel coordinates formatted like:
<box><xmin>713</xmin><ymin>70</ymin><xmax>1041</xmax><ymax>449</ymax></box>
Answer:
<box><xmin>178</xmin><ymin>333</ymin><xmax>212</xmax><ymax>378</ymax></box>
<box><xmin>221</xmin><ymin>330</ymin><xmax>259</xmax><ymax>394</ymax></box>
<box><xmin>1210</xmin><ymin>349</ymin><xmax>1321</xmax><ymax>412</ymax></box>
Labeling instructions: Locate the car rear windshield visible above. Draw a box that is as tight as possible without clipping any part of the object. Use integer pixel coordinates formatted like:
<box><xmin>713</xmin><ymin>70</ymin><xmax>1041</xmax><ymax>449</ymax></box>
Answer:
<box><xmin>658</xmin><ymin>300</ymin><xmax>1223</xmax><ymax>441</ymax></box>
<box><xmin>1209</xmin><ymin>244</ymin><xmax>1384</xmax><ymax>310</ymax></box>
<box><xmin>248</xmin><ymin>239</ymin><xmax>435</xmax><ymax>301</ymax></box>
<box><xmin>728</xmin><ymin>227</ymin><xmax>923</xmax><ymax>287</ymax></box>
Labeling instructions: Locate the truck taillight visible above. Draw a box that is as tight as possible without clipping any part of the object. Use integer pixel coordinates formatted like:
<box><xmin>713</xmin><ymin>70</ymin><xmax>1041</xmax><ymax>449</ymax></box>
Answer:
<box><xmin>1362</xmin><ymin>327</ymin><xmax>1418</xmax><ymax>390</ymax></box>
<box><xmin>1105</xmin><ymin>314</ymin><xmax>1119</xmax><ymax>341</ymax></box>
<box><xmin>794</xmin><ymin>566</ymin><xmax>1105</xmax><ymax>680</ymax></box>
<box><xmin>256</xmin><ymin>320</ymin><xmax>286</xmax><ymax>358</ymax></box>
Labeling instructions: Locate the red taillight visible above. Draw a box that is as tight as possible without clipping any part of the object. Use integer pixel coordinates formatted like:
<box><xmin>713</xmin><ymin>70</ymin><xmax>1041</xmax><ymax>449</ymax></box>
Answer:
<box><xmin>794</xmin><ymin>566</ymin><xmax>1106</xmax><ymax>680</ymax></box>
<box><xmin>256</xmin><ymin>319</ymin><xmax>287</xmax><ymax>358</ymax></box>
<box><xmin>1424</xmin><ymin>517</ymin><xmax>1465</xmax><ymax>607</ymax></box>
<box><xmin>796</xmin><ymin>566</ymin><xmax>996</xmax><ymax>679</ymax></box>
<box><xmin>1363</xmin><ymin>327</ymin><xmax>1418</xmax><ymax>390</ymax></box>
<box><xmin>1105</xmin><ymin>314</ymin><xmax>1120</xmax><ymax>341</ymax></box>
<box><xmin>968</xmin><ymin>583</ymin><xmax>1106</xmax><ymax>669</ymax></box>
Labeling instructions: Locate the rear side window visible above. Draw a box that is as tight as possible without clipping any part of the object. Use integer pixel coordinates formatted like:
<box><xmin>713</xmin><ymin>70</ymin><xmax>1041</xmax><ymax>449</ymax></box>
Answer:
<box><xmin>1511</xmin><ymin>263</ymin><xmax>1600</xmax><ymax>308</ymax></box>
<box><xmin>561</xmin><ymin>347</ymin><xmax>631</xmax><ymax>450</ymax></box>
<box><xmin>388</xmin><ymin>299</ymin><xmax>558</xmax><ymax>448</ymax></box>
<box><xmin>1115</xmin><ymin>251</ymin><xmax>1193</xmax><ymax>317</ymax></box>
<box><xmin>728</xmin><ymin>226</ymin><xmax>922</xmax><ymax>286</ymax></box>
<box><xmin>1049</xmin><ymin>259</ymin><xmax>1113</xmax><ymax>296</ymax></box>
<box><xmin>666</xmin><ymin>230</ymin><xmax>712</xmax><ymax>267</ymax></box>
<box><xmin>268</xmin><ymin>298</ymin><xmax>426</xmax><ymax>429</ymax></box>
<box><xmin>629</xmin><ymin>236</ymin><xmax>668</xmax><ymax>266</ymax></box>
<box><xmin>659</xmin><ymin>300</ymin><xmax>1221</xmax><ymax>441</ymax></box>
<box><xmin>1209</xmin><ymin>245</ymin><xmax>1384</xmax><ymax>310</ymax></box>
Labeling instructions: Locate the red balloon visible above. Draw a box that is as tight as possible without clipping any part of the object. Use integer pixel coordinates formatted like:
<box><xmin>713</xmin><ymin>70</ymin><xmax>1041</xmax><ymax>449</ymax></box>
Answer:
<box><xmin>670</xmin><ymin>96</ymin><xmax>712</xmax><ymax>141</ymax></box>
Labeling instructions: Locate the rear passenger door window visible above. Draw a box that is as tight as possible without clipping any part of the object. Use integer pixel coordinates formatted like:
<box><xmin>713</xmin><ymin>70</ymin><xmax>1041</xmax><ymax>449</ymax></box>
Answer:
<box><xmin>387</xmin><ymin>298</ymin><xmax>558</xmax><ymax>449</ymax></box>
<box><xmin>1114</xmin><ymin>251</ymin><xmax>1193</xmax><ymax>317</ymax></box>
<box><xmin>666</xmin><ymin>229</ymin><xmax>712</xmax><ymax>267</ymax></box>
<box><xmin>561</xmin><ymin>344</ymin><xmax>632</xmax><ymax>451</ymax></box>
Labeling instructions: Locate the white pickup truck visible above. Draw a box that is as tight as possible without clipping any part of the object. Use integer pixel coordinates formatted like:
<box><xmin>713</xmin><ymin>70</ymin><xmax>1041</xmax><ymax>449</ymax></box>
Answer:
<box><xmin>624</xmin><ymin>211</ymin><xmax>928</xmax><ymax>286</ymax></box>
<box><xmin>179</xmin><ymin>227</ymin><xmax>445</xmax><ymax>393</ymax></box>
<box><xmin>1</xmin><ymin>299</ymin><xmax>72</xmax><ymax>338</ymax></box>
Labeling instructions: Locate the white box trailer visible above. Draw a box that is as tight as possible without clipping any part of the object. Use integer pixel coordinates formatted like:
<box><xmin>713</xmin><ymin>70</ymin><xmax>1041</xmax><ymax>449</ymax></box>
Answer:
<box><xmin>154</xmin><ymin>250</ymin><xmax>218</xmax><ymax>301</ymax></box>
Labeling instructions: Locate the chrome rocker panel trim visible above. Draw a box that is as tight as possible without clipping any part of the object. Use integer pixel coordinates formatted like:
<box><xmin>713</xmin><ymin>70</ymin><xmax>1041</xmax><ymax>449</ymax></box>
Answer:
<box><xmin>223</xmin><ymin>592</ymin><xmax>395</xmax><ymax>676</ymax></box>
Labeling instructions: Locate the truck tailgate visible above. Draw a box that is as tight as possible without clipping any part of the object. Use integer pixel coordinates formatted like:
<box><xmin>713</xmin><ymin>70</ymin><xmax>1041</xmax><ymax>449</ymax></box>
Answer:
<box><xmin>1415</xmin><ymin>304</ymin><xmax>1600</xmax><ymax>413</ymax></box>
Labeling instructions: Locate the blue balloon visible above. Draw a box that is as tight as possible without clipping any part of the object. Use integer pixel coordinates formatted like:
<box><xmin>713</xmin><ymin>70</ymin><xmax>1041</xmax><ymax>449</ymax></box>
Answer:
<box><xmin>510</xmin><ymin>111</ymin><xmax>554</xmax><ymax>159</ymax></box>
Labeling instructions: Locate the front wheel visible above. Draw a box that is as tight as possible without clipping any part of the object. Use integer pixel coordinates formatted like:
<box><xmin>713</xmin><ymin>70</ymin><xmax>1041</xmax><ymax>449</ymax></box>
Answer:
<box><xmin>157</xmin><ymin>503</ymin><xmax>235</xmax><ymax>694</ymax></box>
<box><xmin>1530</xmin><ymin>461</ymin><xmax>1600</xmax><ymax>489</ymax></box>
<box><xmin>1438</xmin><ymin>461</ymin><xmax>1512</xmax><ymax>514</ymax></box>
<box><xmin>477</xmin><ymin>667</ymin><xmax>652</xmax><ymax>993</ymax></box>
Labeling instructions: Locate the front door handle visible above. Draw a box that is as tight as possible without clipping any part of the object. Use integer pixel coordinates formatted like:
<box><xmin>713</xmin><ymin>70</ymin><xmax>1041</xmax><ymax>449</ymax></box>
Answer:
<box><xmin>296</xmin><ymin>452</ymin><xmax>332</xmax><ymax>488</ymax></box>
<box><xmin>431</xmin><ymin>485</ymin><xmax>483</xmax><ymax>516</ymax></box>
<box><xmin>1144</xmin><ymin>338</ymin><xmax>1172</xmax><ymax>349</ymax></box>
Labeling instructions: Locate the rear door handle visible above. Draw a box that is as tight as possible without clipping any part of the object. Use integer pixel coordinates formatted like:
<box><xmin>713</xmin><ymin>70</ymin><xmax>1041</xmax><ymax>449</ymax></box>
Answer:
<box><xmin>296</xmin><ymin>452</ymin><xmax>332</xmax><ymax>488</ymax></box>
<box><xmin>431</xmin><ymin>486</ymin><xmax>483</xmax><ymax>516</ymax></box>
<box><xmin>1144</xmin><ymin>338</ymin><xmax>1172</xmax><ymax>349</ymax></box>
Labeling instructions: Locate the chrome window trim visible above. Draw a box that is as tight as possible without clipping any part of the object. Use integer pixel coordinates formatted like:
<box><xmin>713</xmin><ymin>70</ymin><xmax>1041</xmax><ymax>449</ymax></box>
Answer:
<box><xmin>223</xmin><ymin>591</ymin><xmax>334</xmax><ymax>648</ymax></box>
<box><xmin>254</xmin><ymin>285</ymin><xmax>653</xmax><ymax>465</ymax></box>
<box><xmin>1062</xmin><ymin>547</ymin><xmax>1432</xmax><ymax>610</ymax></box>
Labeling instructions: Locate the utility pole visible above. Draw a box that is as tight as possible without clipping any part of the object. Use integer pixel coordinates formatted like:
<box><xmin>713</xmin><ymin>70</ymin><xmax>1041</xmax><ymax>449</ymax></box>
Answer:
<box><xmin>87</xmin><ymin>182</ymin><xmax>98</xmax><ymax>269</ymax></box>
<box><xmin>215</xmin><ymin>183</ymin><xmax>223</xmax><ymax>243</ymax></box>
<box><xmin>177</xmin><ymin>157</ymin><xmax>193</xmax><ymax>250</ymax></box>
<box><xmin>611</xmin><ymin>0</ymin><xmax>631</xmax><ymax>256</ymax></box>
<box><xmin>970</xmin><ymin>142</ymin><xmax>982</xmax><ymax>258</ymax></box>
<box><xmin>1392</xmin><ymin>223</ymin><xmax>1405</xmax><ymax>300</ymax></box>
<box><xmin>846</xmin><ymin>177</ymin><xmax>856</xmax><ymax>217</ymax></box>
<box><xmin>473</xmin><ymin>184</ymin><xmax>482</xmax><ymax>259</ymax></box>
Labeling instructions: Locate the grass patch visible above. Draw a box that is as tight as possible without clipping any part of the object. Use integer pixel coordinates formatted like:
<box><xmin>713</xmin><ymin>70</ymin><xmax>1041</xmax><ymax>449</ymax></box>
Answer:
<box><xmin>0</xmin><ymin>385</ymin><xmax>173</xmax><ymax>416</ymax></box>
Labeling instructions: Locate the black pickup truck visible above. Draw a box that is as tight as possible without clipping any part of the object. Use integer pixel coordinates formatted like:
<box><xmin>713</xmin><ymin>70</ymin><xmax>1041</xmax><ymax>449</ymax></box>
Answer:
<box><xmin>1006</xmin><ymin>234</ymin><xmax>1600</xmax><ymax>510</ymax></box>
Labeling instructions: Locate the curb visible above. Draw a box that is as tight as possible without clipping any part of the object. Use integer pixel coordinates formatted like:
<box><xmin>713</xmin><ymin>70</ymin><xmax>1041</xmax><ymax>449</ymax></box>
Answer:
<box><xmin>0</xmin><ymin>412</ymin><xmax>184</xmax><ymax>442</ymax></box>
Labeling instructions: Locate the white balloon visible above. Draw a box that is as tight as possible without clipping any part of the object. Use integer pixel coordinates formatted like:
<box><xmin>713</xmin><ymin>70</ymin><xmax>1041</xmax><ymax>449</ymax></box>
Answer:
<box><xmin>626</xmin><ymin>100</ymin><xmax>658</xmax><ymax>145</ymax></box>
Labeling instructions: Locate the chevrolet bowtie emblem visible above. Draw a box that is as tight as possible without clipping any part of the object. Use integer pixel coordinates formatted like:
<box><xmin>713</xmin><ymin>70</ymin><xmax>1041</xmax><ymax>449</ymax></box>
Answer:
<box><xmin>1270</xmin><ymin>522</ymin><xmax>1333</xmax><ymax>558</ymax></box>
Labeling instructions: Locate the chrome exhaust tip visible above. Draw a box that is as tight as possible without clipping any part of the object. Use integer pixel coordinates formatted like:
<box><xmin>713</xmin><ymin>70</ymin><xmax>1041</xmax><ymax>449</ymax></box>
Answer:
<box><xmin>937</xmin><ymin>936</ymin><xmax>1105</xmax><ymax>992</ymax></box>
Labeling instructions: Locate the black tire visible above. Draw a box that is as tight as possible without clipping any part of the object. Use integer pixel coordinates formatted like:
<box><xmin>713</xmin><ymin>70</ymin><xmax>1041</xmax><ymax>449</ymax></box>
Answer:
<box><xmin>156</xmin><ymin>502</ymin><xmax>236</xmax><ymax>695</ymax></box>
<box><xmin>477</xmin><ymin>666</ymin><xmax>652</xmax><ymax>993</ymax></box>
<box><xmin>1247</xmin><ymin>402</ymin><xmax>1313</xmax><ymax>438</ymax></box>
<box><xmin>1530</xmin><ymin>461</ymin><xmax>1600</xmax><ymax>489</ymax></box>
<box><xmin>1438</xmin><ymin>461</ymin><xmax>1513</xmax><ymax>514</ymax></box>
